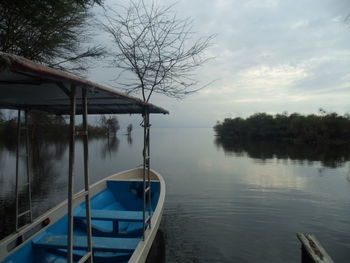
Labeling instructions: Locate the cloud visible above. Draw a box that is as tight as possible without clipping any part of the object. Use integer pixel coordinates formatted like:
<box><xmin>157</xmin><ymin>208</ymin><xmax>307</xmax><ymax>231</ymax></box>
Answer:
<box><xmin>243</xmin><ymin>0</ymin><xmax>279</xmax><ymax>9</ymax></box>
<box><xmin>92</xmin><ymin>0</ymin><xmax>350</xmax><ymax>127</ymax></box>
<box><xmin>290</xmin><ymin>20</ymin><xmax>310</xmax><ymax>29</ymax></box>
<box><xmin>233</xmin><ymin>98</ymin><xmax>276</xmax><ymax>103</ymax></box>
<box><xmin>237</xmin><ymin>64</ymin><xmax>309</xmax><ymax>90</ymax></box>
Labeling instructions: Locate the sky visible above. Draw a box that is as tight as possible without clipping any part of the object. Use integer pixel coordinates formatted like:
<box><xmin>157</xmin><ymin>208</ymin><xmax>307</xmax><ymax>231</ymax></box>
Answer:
<box><xmin>89</xmin><ymin>0</ymin><xmax>350</xmax><ymax>128</ymax></box>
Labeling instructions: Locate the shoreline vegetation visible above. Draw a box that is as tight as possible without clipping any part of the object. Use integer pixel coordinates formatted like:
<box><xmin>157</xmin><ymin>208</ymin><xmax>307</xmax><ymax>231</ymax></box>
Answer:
<box><xmin>0</xmin><ymin>112</ymin><xmax>124</xmax><ymax>144</ymax></box>
<box><xmin>214</xmin><ymin>111</ymin><xmax>350</xmax><ymax>145</ymax></box>
<box><xmin>214</xmin><ymin>111</ymin><xmax>350</xmax><ymax>167</ymax></box>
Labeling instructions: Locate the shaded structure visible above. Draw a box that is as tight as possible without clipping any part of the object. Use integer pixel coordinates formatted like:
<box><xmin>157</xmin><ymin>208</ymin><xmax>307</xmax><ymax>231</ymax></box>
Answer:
<box><xmin>0</xmin><ymin>52</ymin><xmax>168</xmax><ymax>263</ymax></box>
<box><xmin>0</xmin><ymin>52</ymin><xmax>168</xmax><ymax>115</ymax></box>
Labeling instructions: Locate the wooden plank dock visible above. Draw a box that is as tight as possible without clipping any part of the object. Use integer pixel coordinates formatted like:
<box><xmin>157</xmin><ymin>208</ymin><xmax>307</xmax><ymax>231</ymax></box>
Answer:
<box><xmin>296</xmin><ymin>233</ymin><xmax>334</xmax><ymax>263</ymax></box>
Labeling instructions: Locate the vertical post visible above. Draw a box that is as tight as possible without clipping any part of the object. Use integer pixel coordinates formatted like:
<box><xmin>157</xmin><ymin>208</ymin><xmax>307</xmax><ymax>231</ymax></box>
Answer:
<box><xmin>24</xmin><ymin>110</ymin><xmax>32</xmax><ymax>223</ymax></box>
<box><xmin>67</xmin><ymin>85</ymin><xmax>76</xmax><ymax>263</ymax></box>
<box><xmin>15</xmin><ymin>110</ymin><xmax>21</xmax><ymax>231</ymax></box>
<box><xmin>142</xmin><ymin>109</ymin><xmax>152</xmax><ymax>240</ymax></box>
<box><xmin>146</xmin><ymin>112</ymin><xmax>151</xmax><ymax>228</ymax></box>
<box><xmin>142</xmin><ymin>111</ymin><xmax>146</xmax><ymax>240</ymax></box>
<box><xmin>82</xmin><ymin>88</ymin><xmax>93</xmax><ymax>263</ymax></box>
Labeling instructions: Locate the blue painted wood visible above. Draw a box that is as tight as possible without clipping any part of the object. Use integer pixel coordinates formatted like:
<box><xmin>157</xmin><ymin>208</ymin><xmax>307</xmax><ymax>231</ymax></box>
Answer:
<box><xmin>75</xmin><ymin>209</ymin><xmax>144</xmax><ymax>222</ymax></box>
<box><xmin>3</xmin><ymin>180</ymin><xmax>161</xmax><ymax>262</ymax></box>
<box><xmin>33</xmin><ymin>235</ymin><xmax>139</xmax><ymax>252</ymax></box>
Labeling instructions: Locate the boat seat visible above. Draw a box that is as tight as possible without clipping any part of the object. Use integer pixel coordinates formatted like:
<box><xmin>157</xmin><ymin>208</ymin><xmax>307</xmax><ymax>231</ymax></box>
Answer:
<box><xmin>74</xmin><ymin>209</ymin><xmax>144</xmax><ymax>222</ymax></box>
<box><xmin>33</xmin><ymin>235</ymin><xmax>139</xmax><ymax>252</ymax></box>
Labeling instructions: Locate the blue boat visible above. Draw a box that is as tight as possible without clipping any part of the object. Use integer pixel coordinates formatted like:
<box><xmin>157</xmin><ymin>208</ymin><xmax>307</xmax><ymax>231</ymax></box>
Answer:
<box><xmin>1</xmin><ymin>168</ymin><xmax>165</xmax><ymax>263</ymax></box>
<box><xmin>0</xmin><ymin>52</ymin><xmax>168</xmax><ymax>263</ymax></box>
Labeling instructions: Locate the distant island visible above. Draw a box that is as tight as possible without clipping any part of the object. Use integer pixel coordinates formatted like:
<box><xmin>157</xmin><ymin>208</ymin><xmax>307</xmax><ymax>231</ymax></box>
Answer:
<box><xmin>214</xmin><ymin>111</ymin><xmax>350</xmax><ymax>145</ymax></box>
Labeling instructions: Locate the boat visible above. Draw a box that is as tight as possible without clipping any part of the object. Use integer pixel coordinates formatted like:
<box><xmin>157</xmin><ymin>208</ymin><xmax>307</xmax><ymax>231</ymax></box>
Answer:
<box><xmin>0</xmin><ymin>52</ymin><xmax>168</xmax><ymax>263</ymax></box>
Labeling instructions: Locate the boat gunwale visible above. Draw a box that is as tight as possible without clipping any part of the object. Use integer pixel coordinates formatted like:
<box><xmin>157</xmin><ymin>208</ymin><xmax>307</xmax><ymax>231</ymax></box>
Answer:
<box><xmin>128</xmin><ymin>168</ymin><xmax>166</xmax><ymax>263</ymax></box>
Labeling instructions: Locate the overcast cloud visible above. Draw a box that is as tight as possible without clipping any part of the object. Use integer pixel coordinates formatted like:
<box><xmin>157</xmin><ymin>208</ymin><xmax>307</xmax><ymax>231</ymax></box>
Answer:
<box><xmin>90</xmin><ymin>0</ymin><xmax>350</xmax><ymax>127</ymax></box>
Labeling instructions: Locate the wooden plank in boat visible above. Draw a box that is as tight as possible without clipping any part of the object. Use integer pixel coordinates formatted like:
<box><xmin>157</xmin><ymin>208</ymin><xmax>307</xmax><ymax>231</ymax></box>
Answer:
<box><xmin>75</xmin><ymin>209</ymin><xmax>144</xmax><ymax>222</ymax></box>
<box><xmin>34</xmin><ymin>235</ymin><xmax>139</xmax><ymax>252</ymax></box>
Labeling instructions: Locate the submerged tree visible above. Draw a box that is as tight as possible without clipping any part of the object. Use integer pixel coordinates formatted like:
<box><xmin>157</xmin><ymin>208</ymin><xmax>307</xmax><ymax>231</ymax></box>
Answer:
<box><xmin>0</xmin><ymin>0</ymin><xmax>104</xmax><ymax>73</ymax></box>
<box><xmin>104</xmin><ymin>0</ymin><xmax>214</xmax><ymax>101</ymax></box>
<box><xmin>99</xmin><ymin>115</ymin><xmax>120</xmax><ymax>136</ymax></box>
<box><xmin>126</xmin><ymin>124</ymin><xmax>133</xmax><ymax>135</ymax></box>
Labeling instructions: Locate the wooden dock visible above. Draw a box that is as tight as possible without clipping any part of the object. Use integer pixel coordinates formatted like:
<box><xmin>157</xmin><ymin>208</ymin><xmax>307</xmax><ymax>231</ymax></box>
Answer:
<box><xmin>296</xmin><ymin>233</ymin><xmax>334</xmax><ymax>263</ymax></box>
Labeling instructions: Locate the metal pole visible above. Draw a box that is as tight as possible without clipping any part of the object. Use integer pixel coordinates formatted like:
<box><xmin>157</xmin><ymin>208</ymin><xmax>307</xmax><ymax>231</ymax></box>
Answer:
<box><xmin>82</xmin><ymin>88</ymin><xmax>93</xmax><ymax>263</ymax></box>
<box><xmin>142</xmin><ymin>111</ymin><xmax>146</xmax><ymax>240</ymax></box>
<box><xmin>142</xmin><ymin>109</ymin><xmax>152</xmax><ymax>240</ymax></box>
<box><xmin>15</xmin><ymin>110</ymin><xmax>21</xmax><ymax>231</ymax></box>
<box><xmin>146</xmin><ymin>112</ymin><xmax>151</xmax><ymax>229</ymax></box>
<box><xmin>67</xmin><ymin>85</ymin><xmax>76</xmax><ymax>263</ymax></box>
<box><xmin>24</xmin><ymin>110</ymin><xmax>33</xmax><ymax>223</ymax></box>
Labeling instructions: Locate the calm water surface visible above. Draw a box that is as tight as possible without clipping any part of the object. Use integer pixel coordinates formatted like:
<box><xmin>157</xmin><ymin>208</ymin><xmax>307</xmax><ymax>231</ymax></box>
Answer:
<box><xmin>1</xmin><ymin>128</ymin><xmax>350</xmax><ymax>262</ymax></box>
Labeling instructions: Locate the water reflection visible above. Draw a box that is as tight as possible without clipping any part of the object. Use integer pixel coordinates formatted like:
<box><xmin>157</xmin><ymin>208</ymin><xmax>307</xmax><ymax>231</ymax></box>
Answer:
<box><xmin>127</xmin><ymin>134</ymin><xmax>133</xmax><ymax>146</ymax></box>
<box><xmin>100</xmin><ymin>135</ymin><xmax>120</xmax><ymax>158</ymax></box>
<box><xmin>0</xmin><ymin>129</ymin><xmax>138</xmax><ymax>238</ymax></box>
<box><xmin>215</xmin><ymin>136</ymin><xmax>350</xmax><ymax>168</ymax></box>
<box><xmin>1</xmin><ymin>128</ymin><xmax>349</xmax><ymax>263</ymax></box>
<box><xmin>146</xmin><ymin>230</ymin><xmax>166</xmax><ymax>263</ymax></box>
<box><xmin>0</xmin><ymin>133</ymin><xmax>126</xmax><ymax>240</ymax></box>
<box><xmin>0</xmin><ymin>136</ymin><xmax>69</xmax><ymax>238</ymax></box>
<box><xmin>31</xmin><ymin>138</ymin><xmax>67</xmax><ymax>195</ymax></box>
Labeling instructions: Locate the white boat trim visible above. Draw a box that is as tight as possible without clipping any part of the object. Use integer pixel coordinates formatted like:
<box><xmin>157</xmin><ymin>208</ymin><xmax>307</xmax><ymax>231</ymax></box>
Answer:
<box><xmin>128</xmin><ymin>169</ymin><xmax>166</xmax><ymax>263</ymax></box>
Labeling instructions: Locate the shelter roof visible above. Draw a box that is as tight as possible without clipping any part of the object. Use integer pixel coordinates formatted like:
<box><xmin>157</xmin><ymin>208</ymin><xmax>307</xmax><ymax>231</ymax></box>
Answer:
<box><xmin>0</xmin><ymin>52</ymin><xmax>168</xmax><ymax>115</ymax></box>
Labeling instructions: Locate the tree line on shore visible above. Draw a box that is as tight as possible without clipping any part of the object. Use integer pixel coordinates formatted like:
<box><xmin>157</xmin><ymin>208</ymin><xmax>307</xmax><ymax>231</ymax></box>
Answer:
<box><xmin>214</xmin><ymin>111</ymin><xmax>350</xmax><ymax>145</ymax></box>
<box><xmin>0</xmin><ymin>111</ymin><xmax>132</xmax><ymax>143</ymax></box>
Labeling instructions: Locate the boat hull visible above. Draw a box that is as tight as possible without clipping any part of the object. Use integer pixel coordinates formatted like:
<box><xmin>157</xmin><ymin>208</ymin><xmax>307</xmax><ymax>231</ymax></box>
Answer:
<box><xmin>0</xmin><ymin>168</ymin><xmax>165</xmax><ymax>263</ymax></box>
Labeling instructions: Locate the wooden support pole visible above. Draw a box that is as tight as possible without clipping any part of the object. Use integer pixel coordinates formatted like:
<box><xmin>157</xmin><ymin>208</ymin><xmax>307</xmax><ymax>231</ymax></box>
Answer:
<box><xmin>82</xmin><ymin>88</ymin><xmax>93</xmax><ymax>263</ymax></box>
<box><xmin>142</xmin><ymin>111</ymin><xmax>146</xmax><ymax>240</ymax></box>
<box><xmin>67</xmin><ymin>85</ymin><xmax>76</xmax><ymax>263</ymax></box>
<box><xmin>24</xmin><ymin>110</ymin><xmax>32</xmax><ymax>223</ymax></box>
<box><xmin>142</xmin><ymin>108</ymin><xmax>152</xmax><ymax>241</ymax></box>
<box><xmin>15</xmin><ymin>110</ymin><xmax>21</xmax><ymax>231</ymax></box>
<box><xmin>146</xmin><ymin>112</ymin><xmax>151</xmax><ymax>229</ymax></box>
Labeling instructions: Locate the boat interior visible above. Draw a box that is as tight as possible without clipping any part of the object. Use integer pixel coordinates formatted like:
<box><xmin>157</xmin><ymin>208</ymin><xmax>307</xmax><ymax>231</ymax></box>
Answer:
<box><xmin>4</xmin><ymin>178</ymin><xmax>160</xmax><ymax>263</ymax></box>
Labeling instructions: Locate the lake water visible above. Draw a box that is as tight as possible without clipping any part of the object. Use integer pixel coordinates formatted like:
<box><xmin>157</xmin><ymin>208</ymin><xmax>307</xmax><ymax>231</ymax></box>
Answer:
<box><xmin>1</xmin><ymin>128</ymin><xmax>350</xmax><ymax>262</ymax></box>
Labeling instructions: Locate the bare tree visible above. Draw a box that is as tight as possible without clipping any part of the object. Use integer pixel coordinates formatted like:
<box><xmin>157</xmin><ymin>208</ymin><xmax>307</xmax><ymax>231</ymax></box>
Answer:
<box><xmin>99</xmin><ymin>115</ymin><xmax>120</xmax><ymax>136</ymax></box>
<box><xmin>103</xmin><ymin>0</ymin><xmax>214</xmax><ymax>102</ymax></box>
